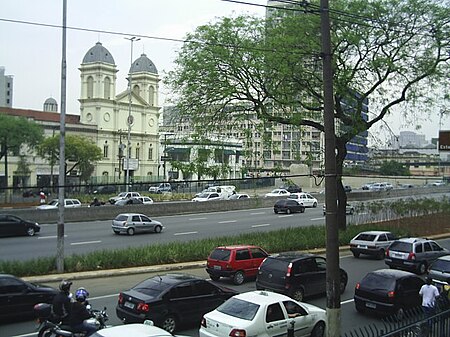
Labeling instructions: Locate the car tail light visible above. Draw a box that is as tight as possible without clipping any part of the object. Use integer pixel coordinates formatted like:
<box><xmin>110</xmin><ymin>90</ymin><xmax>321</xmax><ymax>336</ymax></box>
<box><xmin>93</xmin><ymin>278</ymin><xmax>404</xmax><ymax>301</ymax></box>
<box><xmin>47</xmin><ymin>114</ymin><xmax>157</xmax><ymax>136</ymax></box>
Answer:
<box><xmin>388</xmin><ymin>291</ymin><xmax>395</xmax><ymax>298</ymax></box>
<box><xmin>355</xmin><ymin>282</ymin><xmax>360</xmax><ymax>290</ymax></box>
<box><xmin>201</xmin><ymin>317</ymin><xmax>206</xmax><ymax>327</ymax></box>
<box><xmin>386</xmin><ymin>248</ymin><xmax>390</xmax><ymax>256</ymax></box>
<box><xmin>118</xmin><ymin>293</ymin><xmax>123</xmax><ymax>304</ymax></box>
<box><xmin>286</xmin><ymin>262</ymin><xmax>293</xmax><ymax>277</ymax></box>
<box><xmin>229</xmin><ymin>329</ymin><xmax>246</xmax><ymax>337</ymax></box>
<box><xmin>408</xmin><ymin>252</ymin><xmax>416</xmax><ymax>260</ymax></box>
<box><xmin>137</xmin><ymin>302</ymin><xmax>149</xmax><ymax>312</ymax></box>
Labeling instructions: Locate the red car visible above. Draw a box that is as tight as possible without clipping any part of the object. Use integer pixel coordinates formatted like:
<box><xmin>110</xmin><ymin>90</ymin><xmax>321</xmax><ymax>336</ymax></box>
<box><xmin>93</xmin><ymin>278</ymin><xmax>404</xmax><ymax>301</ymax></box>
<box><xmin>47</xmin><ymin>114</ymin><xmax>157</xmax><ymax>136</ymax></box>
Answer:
<box><xmin>206</xmin><ymin>245</ymin><xmax>269</xmax><ymax>285</ymax></box>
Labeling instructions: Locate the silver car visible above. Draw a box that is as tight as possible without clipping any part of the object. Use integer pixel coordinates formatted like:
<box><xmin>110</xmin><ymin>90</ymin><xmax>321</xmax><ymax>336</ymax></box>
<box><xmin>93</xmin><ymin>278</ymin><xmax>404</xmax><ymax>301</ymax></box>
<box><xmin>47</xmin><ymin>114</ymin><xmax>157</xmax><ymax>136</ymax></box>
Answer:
<box><xmin>428</xmin><ymin>255</ymin><xmax>450</xmax><ymax>287</ymax></box>
<box><xmin>112</xmin><ymin>213</ymin><xmax>163</xmax><ymax>236</ymax></box>
<box><xmin>350</xmin><ymin>231</ymin><xmax>397</xmax><ymax>260</ymax></box>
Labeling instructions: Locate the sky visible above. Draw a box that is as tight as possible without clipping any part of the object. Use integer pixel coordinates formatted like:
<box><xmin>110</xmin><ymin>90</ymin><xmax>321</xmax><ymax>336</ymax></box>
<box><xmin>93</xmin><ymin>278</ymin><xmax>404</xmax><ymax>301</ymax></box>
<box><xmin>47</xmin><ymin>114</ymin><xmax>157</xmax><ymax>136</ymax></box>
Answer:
<box><xmin>1</xmin><ymin>0</ymin><xmax>448</xmax><ymax>145</ymax></box>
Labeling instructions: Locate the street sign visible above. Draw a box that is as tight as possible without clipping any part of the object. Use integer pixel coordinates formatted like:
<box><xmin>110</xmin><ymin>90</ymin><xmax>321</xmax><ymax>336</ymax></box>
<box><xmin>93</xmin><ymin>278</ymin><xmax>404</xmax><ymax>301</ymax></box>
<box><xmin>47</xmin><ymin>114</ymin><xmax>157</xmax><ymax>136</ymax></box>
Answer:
<box><xmin>161</xmin><ymin>156</ymin><xmax>171</xmax><ymax>161</ymax></box>
<box><xmin>439</xmin><ymin>130</ymin><xmax>450</xmax><ymax>152</ymax></box>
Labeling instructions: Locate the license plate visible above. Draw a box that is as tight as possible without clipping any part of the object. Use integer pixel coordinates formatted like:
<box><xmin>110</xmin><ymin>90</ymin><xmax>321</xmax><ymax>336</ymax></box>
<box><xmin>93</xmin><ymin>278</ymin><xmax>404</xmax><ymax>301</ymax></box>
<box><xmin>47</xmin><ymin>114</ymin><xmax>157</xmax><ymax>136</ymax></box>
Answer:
<box><xmin>365</xmin><ymin>302</ymin><xmax>376</xmax><ymax>309</ymax></box>
<box><xmin>124</xmin><ymin>301</ymin><xmax>135</xmax><ymax>309</ymax></box>
<box><xmin>213</xmin><ymin>265</ymin><xmax>221</xmax><ymax>270</ymax></box>
<box><xmin>358</xmin><ymin>245</ymin><xmax>368</xmax><ymax>249</ymax></box>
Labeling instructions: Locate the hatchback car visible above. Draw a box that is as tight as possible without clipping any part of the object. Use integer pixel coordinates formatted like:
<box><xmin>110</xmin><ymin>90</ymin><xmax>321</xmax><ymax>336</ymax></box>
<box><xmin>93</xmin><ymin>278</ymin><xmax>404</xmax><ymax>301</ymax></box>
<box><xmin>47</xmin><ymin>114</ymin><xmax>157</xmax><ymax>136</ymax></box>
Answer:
<box><xmin>112</xmin><ymin>213</ymin><xmax>163</xmax><ymax>235</ymax></box>
<box><xmin>206</xmin><ymin>245</ymin><xmax>269</xmax><ymax>285</ymax></box>
<box><xmin>0</xmin><ymin>274</ymin><xmax>58</xmax><ymax>321</ymax></box>
<box><xmin>288</xmin><ymin>192</ymin><xmax>318</xmax><ymax>207</ymax></box>
<box><xmin>428</xmin><ymin>255</ymin><xmax>450</xmax><ymax>286</ymax></box>
<box><xmin>114</xmin><ymin>197</ymin><xmax>144</xmax><ymax>206</ymax></box>
<box><xmin>36</xmin><ymin>198</ymin><xmax>82</xmax><ymax>210</ymax></box>
<box><xmin>354</xmin><ymin>269</ymin><xmax>424</xmax><ymax>319</ymax></box>
<box><xmin>350</xmin><ymin>231</ymin><xmax>397</xmax><ymax>260</ymax></box>
<box><xmin>0</xmin><ymin>214</ymin><xmax>40</xmax><ymax>237</ymax></box>
<box><xmin>228</xmin><ymin>193</ymin><xmax>250</xmax><ymax>200</ymax></box>
<box><xmin>192</xmin><ymin>192</ymin><xmax>221</xmax><ymax>202</ymax></box>
<box><xmin>91</xmin><ymin>321</ymin><xmax>189</xmax><ymax>337</ymax></box>
<box><xmin>116</xmin><ymin>273</ymin><xmax>238</xmax><ymax>333</ymax></box>
<box><xmin>369</xmin><ymin>183</ymin><xmax>387</xmax><ymax>191</ymax></box>
<box><xmin>385</xmin><ymin>237</ymin><xmax>449</xmax><ymax>274</ymax></box>
<box><xmin>273</xmin><ymin>199</ymin><xmax>305</xmax><ymax>214</ymax></box>
<box><xmin>256</xmin><ymin>252</ymin><xmax>348</xmax><ymax>302</ymax></box>
<box><xmin>279</xmin><ymin>184</ymin><xmax>302</xmax><ymax>193</ymax></box>
<box><xmin>199</xmin><ymin>290</ymin><xmax>326</xmax><ymax>337</ymax></box>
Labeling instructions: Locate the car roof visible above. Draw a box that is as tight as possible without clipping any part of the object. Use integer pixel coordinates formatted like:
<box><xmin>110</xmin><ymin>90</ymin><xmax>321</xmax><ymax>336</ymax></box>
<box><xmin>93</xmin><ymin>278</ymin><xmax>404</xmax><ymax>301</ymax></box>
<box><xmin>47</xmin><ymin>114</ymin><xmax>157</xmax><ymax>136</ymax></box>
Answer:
<box><xmin>214</xmin><ymin>245</ymin><xmax>260</xmax><ymax>250</ymax></box>
<box><xmin>117</xmin><ymin>213</ymin><xmax>147</xmax><ymax>217</ymax></box>
<box><xmin>232</xmin><ymin>290</ymin><xmax>292</xmax><ymax>305</ymax></box>
<box><xmin>93</xmin><ymin>323</ymin><xmax>173</xmax><ymax>337</ymax></box>
<box><xmin>356</xmin><ymin>231</ymin><xmax>392</xmax><ymax>235</ymax></box>
<box><xmin>148</xmin><ymin>273</ymin><xmax>203</xmax><ymax>285</ymax></box>
<box><xmin>396</xmin><ymin>237</ymin><xmax>428</xmax><ymax>243</ymax></box>
<box><xmin>367</xmin><ymin>269</ymin><xmax>418</xmax><ymax>279</ymax></box>
<box><xmin>268</xmin><ymin>252</ymin><xmax>316</xmax><ymax>261</ymax></box>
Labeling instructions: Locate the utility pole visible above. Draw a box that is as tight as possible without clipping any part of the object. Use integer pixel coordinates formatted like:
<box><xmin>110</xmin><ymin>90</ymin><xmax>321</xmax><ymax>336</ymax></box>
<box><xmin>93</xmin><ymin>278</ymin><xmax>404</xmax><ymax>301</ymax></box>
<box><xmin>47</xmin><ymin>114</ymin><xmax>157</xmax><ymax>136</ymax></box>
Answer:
<box><xmin>56</xmin><ymin>0</ymin><xmax>67</xmax><ymax>273</ymax></box>
<box><xmin>320</xmin><ymin>0</ymin><xmax>341</xmax><ymax>336</ymax></box>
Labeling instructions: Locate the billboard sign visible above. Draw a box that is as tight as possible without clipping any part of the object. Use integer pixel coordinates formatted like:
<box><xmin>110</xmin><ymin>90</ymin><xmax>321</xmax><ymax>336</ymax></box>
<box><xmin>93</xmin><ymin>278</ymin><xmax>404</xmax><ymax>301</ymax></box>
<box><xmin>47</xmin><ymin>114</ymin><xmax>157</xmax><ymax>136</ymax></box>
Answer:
<box><xmin>439</xmin><ymin>130</ymin><xmax>450</xmax><ymax>152</ymax></box>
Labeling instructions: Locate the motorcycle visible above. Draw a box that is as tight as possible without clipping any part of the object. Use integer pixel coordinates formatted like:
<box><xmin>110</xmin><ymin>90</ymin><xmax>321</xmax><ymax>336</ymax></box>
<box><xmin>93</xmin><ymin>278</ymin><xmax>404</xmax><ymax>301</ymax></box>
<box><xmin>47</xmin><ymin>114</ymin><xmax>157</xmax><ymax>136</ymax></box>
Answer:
<box><xmin>34</xmin><ymin>303</ymin><xmax>109</xmax><ymax>337</ymax></box>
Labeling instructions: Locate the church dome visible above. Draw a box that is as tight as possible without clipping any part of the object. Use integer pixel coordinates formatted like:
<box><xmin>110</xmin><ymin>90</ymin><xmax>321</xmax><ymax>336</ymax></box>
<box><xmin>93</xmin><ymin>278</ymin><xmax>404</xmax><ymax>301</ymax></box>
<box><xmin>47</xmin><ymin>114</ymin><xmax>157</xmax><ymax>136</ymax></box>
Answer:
<box><xmin>129</xmin><ymin>53</ymin><xmax>158</xmax><ymax>74</ymax></box>
<box><xmin>82</xmin><ymin>42</ymin><xmax>115</xmax><ymax>65</ymax></box>
<box><xmin>43</xmin><ymin>97</ymin><xmax>58</xmax><ymax>112</ymax></box>
<box><xmin>44</xmin><ymin>97</ymin><xmax>57</xmax><ymax>105</ymax></box>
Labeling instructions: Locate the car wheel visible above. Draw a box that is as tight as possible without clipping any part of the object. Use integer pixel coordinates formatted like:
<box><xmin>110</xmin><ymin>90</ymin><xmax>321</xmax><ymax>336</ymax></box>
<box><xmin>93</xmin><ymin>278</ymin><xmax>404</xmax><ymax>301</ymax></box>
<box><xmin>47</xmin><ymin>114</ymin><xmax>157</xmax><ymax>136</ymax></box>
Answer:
<box><xmin>340</xmin><ymin>274</ymin><xmax>348</xmax><ymax>294</ymax></box>
<box><xmin>113</xmin><ymin>231</ymin><xmax>120</xmax><ymax>235</ymax></box>
<box><xmin>154</xmin><ymin>225</ymin><xmax>162</xmax><ymax>233</ymax></box>
<box><xmin>274</xmin><ymin>209</ymin><xmax>279</xmax><ymax>214</ymax></box>
<box><xmin>210</xmin><ymin>275</ymin><xmax>220</xmax><ymax>281</ymax></box>
<box><xmin>301</xmin><ymin>207</ymin><xmax>305</xmax><ymax>213</ymax></box>
<box><xmin>313</xmin><ymin>202</ymin><xmax>317</xmax><ymax>208</ymax></box>
<box><xmin>233</xmin><ymin>271</ymin><xmax>245</xmax><ymax>285</ymax></box>
<box><xmin>352</xmin><ymin>252</ymin><xmax>360</xmax><ymax>258</ymax></box>
<box><xmin>286</xmin><ymin>208</ymin><xmax>291</xmax><ymax>214</ymax></box>
<box><xmin>310</xmin><ymin>322</ymin><xmax>325</xmax><ymax>337</ymax></box>
<box><xmin>127</xmin><ymin>227</ymin><xmax>135</xmax><ymax>236</ymax></box>
<box><xmin>290</xmin><ymin>288</ymin><xmax>304</xmax><ymax>302</ymax></box>
<box><xmin>418</xmin><ymin>262</ymin><xmax>427</xmax><ymax>275</ymax></box>
<box><xmin>161</xmin><ymin>314</ymin><xmax>177</xmax><ymax>333</ymax></box>
<box><xmin>377</xmin><ymin>249</ymin><xmax>385</xmax><ymax>260</ymax></box>
<box><xmin>26</xmin><ymin>227</ymin><xmax>36</xmax><ymax>236</ymax></box>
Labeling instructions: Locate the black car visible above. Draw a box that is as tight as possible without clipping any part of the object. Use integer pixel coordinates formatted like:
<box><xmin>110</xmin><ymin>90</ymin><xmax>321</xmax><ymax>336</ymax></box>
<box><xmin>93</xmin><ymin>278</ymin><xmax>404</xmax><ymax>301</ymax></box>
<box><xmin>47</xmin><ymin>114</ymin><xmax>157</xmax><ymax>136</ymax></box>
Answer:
<box><xmin>273</xmin><ymin>199</ymin><xmax>305</xmax><ymax>214</ymax></box>
<box><xmin>354</xmin><ymin>269</ymin><xmax>424</xmax><ymax>319</ymax></box>
<box><xmin>256</xmin><ymin>252</ymin><xmax>348</xmax><ymax>302</ymax></box>
<box><xmin>93</xmin><ymin>185</ymin><xmax>117</xmax><ymax>194</ymax></box>
<box><xmin>116</xmin><ymin>273</ymin><xmax>238</xmax><ymax>333</ymax></box>
<box><xmin>0</xmin><ymin>274</ymin><xmax>58</xmax><ymax>321</ymax></box>
<box><xmin>0</xmin><ymin>214</ymin><xmax>40</xmax><ymax>237</ymax></box>
<box><xmin>280</xmin><ymin>184</ymin><xmax>302</xmax><ymax>193</ymax></box>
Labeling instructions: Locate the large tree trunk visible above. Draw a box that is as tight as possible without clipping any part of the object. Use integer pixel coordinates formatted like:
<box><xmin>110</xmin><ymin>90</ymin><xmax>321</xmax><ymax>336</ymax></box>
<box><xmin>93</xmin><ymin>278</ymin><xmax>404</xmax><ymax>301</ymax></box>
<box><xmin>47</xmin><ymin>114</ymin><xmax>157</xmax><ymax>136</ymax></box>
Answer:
<box><xmin>335</xmin><ymin>138</ymin><xmax>348</xmax><ymax>230</ymax></box>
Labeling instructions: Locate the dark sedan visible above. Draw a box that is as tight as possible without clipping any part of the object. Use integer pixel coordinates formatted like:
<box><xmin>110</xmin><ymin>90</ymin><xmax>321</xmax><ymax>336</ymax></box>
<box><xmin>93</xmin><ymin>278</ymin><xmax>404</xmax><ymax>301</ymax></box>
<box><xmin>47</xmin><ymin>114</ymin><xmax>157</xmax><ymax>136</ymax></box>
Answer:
<box><xmin>0</xmin><ymin>274</ymin><xmax>58</xmax><ymax>321</ymax></box>
<box><xmin>0</xmin><ymin>214</ymin><xmax>40</xmax><ymax>237</ymax></box>
<box><xmin>116</xmin><ymin>273</ymin><xmax>238</xmax><ymax>333</ymax></box>
<box><xmin>273</xmin><ymin>199</ymin><xmax>305</xmax><ymax>214</ymax></box>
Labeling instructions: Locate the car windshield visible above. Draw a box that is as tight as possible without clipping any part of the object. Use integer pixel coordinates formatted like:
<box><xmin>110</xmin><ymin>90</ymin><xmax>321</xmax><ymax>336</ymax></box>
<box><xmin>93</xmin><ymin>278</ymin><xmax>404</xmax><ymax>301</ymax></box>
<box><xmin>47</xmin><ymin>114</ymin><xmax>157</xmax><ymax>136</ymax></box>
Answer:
<box><xmin>118</xmin><ymin>192</ymin><xmax>127</xmax><ymax>197</ymax></box>
<box><xmin>132</xmin><ymin>278</ymin><xmax>171</xmax><ymax>296</ymax></box>
<box><xmin>431</xmin><ymin>260</ymin><xmax>450</xmax><ymax>273</ymax></box>
<box><xmin>361</xmin><ymin>273</ymin><xmax>396</xmax><ymax>291</ymax></box>
<box><xmin>217</xmin><ymin>298</ymin><xmax>260</xmax><ymax>321</ymax></box>
<box><xmin>197</xmin><ymin>193</ymin><xmax>209</xmax><ymax>198</ymax></box>
<box><xmin>389</xmin><ymin>242</ymin><xmax>412</xmax><ymax>253</ymax></box>
<box><xmin>210</xmin><ymin>249</ymin><xmax>231</xmax><ymax>261</ymax></box>
<box><xmin>48</xmin><ymin>200</ymin><xmax>58</xmax><ymax>206</ymax></box>
<box><xmin>355</xmin><ymin>234</ymin><xmax>377</xmax><ymax>242</ymax></box>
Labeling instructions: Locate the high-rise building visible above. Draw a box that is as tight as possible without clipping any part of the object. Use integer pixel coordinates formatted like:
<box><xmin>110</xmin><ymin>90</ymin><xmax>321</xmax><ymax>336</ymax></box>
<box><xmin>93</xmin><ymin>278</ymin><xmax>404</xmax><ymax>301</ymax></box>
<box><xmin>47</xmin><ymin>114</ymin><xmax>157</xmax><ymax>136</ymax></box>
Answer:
<box><xmin>0</xmin><ymin>67</ymin><xmax>13</xmax><ymax>107</ymax></box>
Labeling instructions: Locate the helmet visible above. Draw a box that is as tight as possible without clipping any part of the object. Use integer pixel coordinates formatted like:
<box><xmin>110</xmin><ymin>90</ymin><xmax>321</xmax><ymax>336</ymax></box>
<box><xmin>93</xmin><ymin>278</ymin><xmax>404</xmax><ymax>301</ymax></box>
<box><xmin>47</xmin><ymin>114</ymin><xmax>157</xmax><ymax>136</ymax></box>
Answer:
<box><xmin>75</xmin><ymin>287</ymin><xmax>89</xmax><ymax>302</ymax></box>
<box><xmin>59</xmin><ymin>280</ymin><xmax>72</xmax><ymax>292</ymax></box>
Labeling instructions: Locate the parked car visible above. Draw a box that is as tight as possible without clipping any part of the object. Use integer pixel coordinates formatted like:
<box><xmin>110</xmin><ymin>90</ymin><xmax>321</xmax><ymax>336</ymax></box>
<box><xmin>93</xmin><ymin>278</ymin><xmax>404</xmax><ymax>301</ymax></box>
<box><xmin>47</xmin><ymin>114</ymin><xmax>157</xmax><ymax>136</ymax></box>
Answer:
<box><xmin>288</xmin><ymin>192</ymin><xmax>318</xmax><ymax>207</ymax></box>
<box><xmin>109</xmin><ymin>192</ymin><xmax>142</xmax><ymax>204</ymax></box>
<box><xmin>148</xmin><ymin>183</ymin><xmax>172</xmax><ymax>194</ymax></box>
<box><xmin>91</xmin><ymin>321</ymin><xmax>190</xmax><ymax>337</ymax></box>
<box><xmin>228</xmin><ymin>193</ymin><xmax>250</xmax><ymax>200</ymax></box>
<box><xmin>428</xmin><ymin>255</ymin><xmax>450</xmax><ymax>287</ymax></box>
<box><xmin>112</xmin><ymin>213</ymin><xmax>163</xmax><ymax>235</ymax></box>
<box><xmin>264</xmin><ymin>188</ymin><xmax>290</xmax><ymax>197</ymax></box>
<box><xmin>36</xmin><ymin>198</ymin><xmax>82</xmax><ymax>210</ymax></box>
<box><xmin>0</xmin><ymin>214</ymin><xmax>40</xmax><ymax>237</ymax></box>
<box><xmin>206</xmin><ymin>245</ymin><xmax>269</xmax><ymax>285</ymax></box>
<box><xmin>354</xmin><ymin>269</ymin><xmax>424</xmax><ymax>319</ymax></box>
<box><xmin>385</xmin><ymin>237</ymin><xmax>450</xmax><ymax>274</ymax></box>
<box><xmin>279</xmin><ymin>184</ymin><xmax>302</xmax><ymax>193</ymax></box>
<box><xmin>273</xmin><ymin>199</ymin><xmax>305</xmax><ymax>214</ymax></box>
<box><xmin>116</xmin><ymin>273</ymin><xmax>238</xmax><ymax>333</ymax></box>
<box><xmin>114</xmin><ymin>197</ymin><xmax>144</xmax><ymax>206</ymax></box>
<box><xmin>322</xmin><ymin>203</ymin><xmax>355</xmax><ymax>215</ymax></box>
<box><xmin>350</xmin><ymin>231</ymin><xmax>397</xmax><ymax>260</ymax></box>
<box><xmin>0</xmin><ymin>274</ymin><xmax>58</xmax><ymax>321</ymax></box>
<box><xmin>192</xmin><ymin>192</ymin><xmax>221</xmax><ymax>202</ymax></box>
<box><xmin>256</xmin><ymin>252</ymin><xmax>348</xmax><ymax>302</ymax></box>
<box><xmin>199</xmin><ymin>290</ymin><xmax>326</xmax><ymax>337</ymax></box>
<box><xmin>429</xmin><ymin>180</ymin><xmax>446</xmax><ymax>186</ymax></box>
<box><xmin>93</xmin><ymin>185</ymin><xmax>117</xmax><ymax>194</ymax></box>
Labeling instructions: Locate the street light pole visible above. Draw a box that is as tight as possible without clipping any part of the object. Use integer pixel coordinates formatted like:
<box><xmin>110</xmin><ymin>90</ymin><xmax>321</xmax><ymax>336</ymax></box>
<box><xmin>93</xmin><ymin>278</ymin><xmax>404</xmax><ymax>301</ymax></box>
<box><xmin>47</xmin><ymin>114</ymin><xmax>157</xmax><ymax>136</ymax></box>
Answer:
<box><xmin>125</xmin><ymin>36</ymin><xmax>140</xmax><ymax>192</ymax></box>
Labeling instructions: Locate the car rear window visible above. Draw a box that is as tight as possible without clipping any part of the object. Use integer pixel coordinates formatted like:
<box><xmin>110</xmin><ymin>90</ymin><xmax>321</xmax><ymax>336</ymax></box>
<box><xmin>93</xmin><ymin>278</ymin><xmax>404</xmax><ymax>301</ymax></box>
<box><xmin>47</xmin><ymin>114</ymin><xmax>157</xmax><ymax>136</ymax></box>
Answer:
<box><xmin>389</xmin><ymin>241</ymin><xmax>412</xmax><ymax>253</ymax></box>
<box><xmin>260</xmin><ymin>257</ymin><xmax>290</xmax><ymax>272</ymax></box>
<box><xmin>114</xmin><ymin>215</ymin><xmax>128</xmax><ymax>222</ymax></box>
<box><xmin>217</xmin><ymin>298</ymin><xmax>259</xmax><ymax>321</ymax></box>
<box><xmin>210</xmin><ymin>249</ymin><xmax>231</xmax><ymax>261</ymax></box>
<box><xmin>132</xmin><ymin>278</ymin><xmax>171</xmax><ymax>296</ymax></box>
<box><xmin>355</xmin><ymin>234</ymin><xmax>376</xmax><ymax>242</ymax></box>
<box><xmin>361</xmin><ymin>273</ymin><xmax>396</xmax><ymax>291</ymax></box>
<box><xmin>431</xmin><ymin>259</ymin><xmax>450</xmax><ymax>273</ymax></box>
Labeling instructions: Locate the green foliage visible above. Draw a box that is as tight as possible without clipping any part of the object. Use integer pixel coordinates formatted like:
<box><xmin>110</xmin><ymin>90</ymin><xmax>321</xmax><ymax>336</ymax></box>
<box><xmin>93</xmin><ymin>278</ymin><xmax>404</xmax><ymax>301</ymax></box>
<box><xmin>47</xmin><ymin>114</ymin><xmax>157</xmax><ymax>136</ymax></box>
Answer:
<box><xmin>379</xmin><ymin>161</ymin><xmax>410</xmax><ymax>176</ymax></box>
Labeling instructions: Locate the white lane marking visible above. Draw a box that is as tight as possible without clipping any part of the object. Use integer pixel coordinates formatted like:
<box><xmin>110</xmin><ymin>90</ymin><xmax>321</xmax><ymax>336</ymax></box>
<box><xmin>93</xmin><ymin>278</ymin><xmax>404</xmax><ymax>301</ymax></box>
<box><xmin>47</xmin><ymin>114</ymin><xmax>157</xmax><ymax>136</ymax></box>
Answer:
<box><xmin>38</xmin><ymin>235</ymin><xmax>68</xmax><ymax>239</ymax></box>
<box><xmin>189</xmin><ymin>217</ymin><xmax>207</xmax><ymax>220</ymax></box>
<box><xmin>174</xmin><ymin>231</ymin><xmax>198</xmax><ymax>236</ymax></box>
<box><xmin>218</xmin><ymin>220</ymin><xmax>237</xmax><ymax>224</ymax></box>
<box><xmin>71</xmin><ymin>240</ymin><xmax>101</xmax><ymax>246</ymax></box>
<box><xmin>250</xmin><ymin>212</ymin><xmax>265</xmax><ymax>215</ymax></box>
<box><xmin>341</xmin><ymin>298</ymin><xmax>354</xmax><ymax>304</ymax></box>
<box><xmin>252</xmin><ymin>224</ymin><xmax>271</xmax><ymax>228</ymax></box>
<box><xmin>278</xmin><ymin>214</ymin><xmax>293</xmax><ymax>218</ymax></box>
<box><xmin>311</xmin><ymin>217</ymin><xmax>325</xmax><ymax>221</ymax></box>
<box><xmin>90</xmin><ymin>293</ymin><xmax>119</xmax><ymax>300</ymax></box>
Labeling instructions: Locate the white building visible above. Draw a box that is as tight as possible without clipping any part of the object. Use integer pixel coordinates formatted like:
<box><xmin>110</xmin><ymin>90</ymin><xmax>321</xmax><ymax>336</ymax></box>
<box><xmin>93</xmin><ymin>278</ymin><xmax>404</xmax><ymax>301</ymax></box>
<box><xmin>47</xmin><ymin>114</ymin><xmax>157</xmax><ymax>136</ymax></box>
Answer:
<box><xmin>0</xmin><ymin>66</ymin><xmax>13</xmax><ymax>108</ymax></box>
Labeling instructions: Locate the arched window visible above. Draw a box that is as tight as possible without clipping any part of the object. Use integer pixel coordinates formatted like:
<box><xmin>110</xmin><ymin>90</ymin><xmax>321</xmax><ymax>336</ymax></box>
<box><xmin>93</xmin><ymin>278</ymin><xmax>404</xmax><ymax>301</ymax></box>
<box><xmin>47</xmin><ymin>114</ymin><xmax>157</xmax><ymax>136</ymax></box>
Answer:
<box><xmin>103</xmin><ymin>141</ymin><xmax>109</xmax><ymax>158</ymax></box>
<box><xmin>104</xmin><ymin>77</ymin><xmax>111</xmax><ymax>99</ymax></box>
<box><xmin>148</xmin><ymin>86</ymin><xmax>154</xmax><ymax>106</ymax></box>
<box><xmin>102</xmin><ymin>171</ymin><xmax>108</xmax><ymax>183</ymax></box>
<box><xmin>133</xmin><ymin>84</ymin><xmax>140</xmax><ymax>96</ymax></box>
<box><xmin>87</xmin><ymin>76</ymin><xmax>94</xmax><ymax>98</ymax></box>
<box><xmin>148</xmin><ymin>144</ymin><xmax>153</xmax><ymax>160</ymax></box>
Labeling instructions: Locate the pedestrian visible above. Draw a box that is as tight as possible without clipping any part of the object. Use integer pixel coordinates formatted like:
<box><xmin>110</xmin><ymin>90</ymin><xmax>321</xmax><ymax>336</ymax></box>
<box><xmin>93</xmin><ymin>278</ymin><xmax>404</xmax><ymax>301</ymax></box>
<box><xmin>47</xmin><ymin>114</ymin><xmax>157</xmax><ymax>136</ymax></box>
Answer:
<box><xmin>39</xmin><ymin>190</ymin><xmax>46</xmax><ymax>204</ymax></box>
<box><xmin>419</xmin><ymin>277</ymin><xmax>440</xmax><ymax>330</ymax></box>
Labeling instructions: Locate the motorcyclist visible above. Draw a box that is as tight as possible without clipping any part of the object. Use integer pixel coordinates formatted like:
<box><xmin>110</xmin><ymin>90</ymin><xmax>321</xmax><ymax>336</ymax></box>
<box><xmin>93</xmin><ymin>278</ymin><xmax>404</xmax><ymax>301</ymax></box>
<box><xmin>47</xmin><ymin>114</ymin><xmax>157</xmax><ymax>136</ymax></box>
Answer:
<box><xmin>69</xmin><ymin>287</ymin><xmax>97</xmax><ymax>336</ymax></box>
<box><xmin>52</xmin><ymin>280</ymin><xmax>73</xmax><ymax>324</ymax></box>
<box><xmin>89</xmin><ymin>197</ymin><xmax>102</xmax><ymax>207</ymax></box>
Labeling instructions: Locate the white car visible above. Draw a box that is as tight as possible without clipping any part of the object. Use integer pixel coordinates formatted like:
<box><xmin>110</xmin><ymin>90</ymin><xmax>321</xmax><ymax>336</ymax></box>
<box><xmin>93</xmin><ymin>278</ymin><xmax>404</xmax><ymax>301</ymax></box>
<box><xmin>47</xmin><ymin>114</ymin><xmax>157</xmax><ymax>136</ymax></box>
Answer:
<box><xmin>136</xmin><ymin>196</ymin><xmax>154</xmax><ymax>204</ymax></box>
<box><xmin>109</xmin><ymin>192</ymin><xmax>142</xmax><ymax>204</ymax></box>
<box><xmin>228</xmin><ymin>193</ymin><xmax>250</xmax><ymax>200</ymax></box>
<box><xmin>368</xmin><ymin>183</ymin><xmax>387</xmax><ymax>191</ymax></box>
<box><xmin>199</xmin><ymin>290</ymin><xmax>326</xmax><ymax>337</ymax></box>
<box><xmin>36</xmin><ymin>198</ymin><xmax>82</xmax><ymax>210</ymax></box>
<box><xmin>192</xmin><ymin>192</ymin><xmax>222</xmax><ymax>202</ymax></box>
<box><xmin>264</xmin><ymin>189</ymin><xmax>290</xmax><ymax>197</ymax></box>
<box><xmin>288</xmin><ymin>192</ymin><xmax>318</xmax><ymax>207</ymax></box>
<box><xmin>91</xmin><ymin>321</ymin><xmax>189</xmax><ymax>337</ymax></box>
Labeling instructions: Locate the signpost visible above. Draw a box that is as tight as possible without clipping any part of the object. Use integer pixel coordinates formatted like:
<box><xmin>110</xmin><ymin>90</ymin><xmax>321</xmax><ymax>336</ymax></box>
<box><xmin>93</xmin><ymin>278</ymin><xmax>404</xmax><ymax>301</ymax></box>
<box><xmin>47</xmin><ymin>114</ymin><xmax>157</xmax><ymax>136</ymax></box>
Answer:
<box><xmin>438</xmin><ymin>130</ymin><xmax>450</xmax><ymax>152</ymax></box>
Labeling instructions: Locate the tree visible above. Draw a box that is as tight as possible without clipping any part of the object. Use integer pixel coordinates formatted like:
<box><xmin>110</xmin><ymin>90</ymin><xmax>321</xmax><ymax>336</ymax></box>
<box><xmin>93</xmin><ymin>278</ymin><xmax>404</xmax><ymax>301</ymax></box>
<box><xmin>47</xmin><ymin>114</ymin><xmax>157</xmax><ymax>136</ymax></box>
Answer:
<box><xmin>38</xmin><ymin>135</ymin><xmax>102</xmax><ymax>183</ymax></box>
<box><xmin>0</xmin><ymin>114</ymin><xmax>43</xmax><ymax>194</ymax></box>
<box><xmin>166</xmin><ymin>0</ymin><xmax>449</xmax><ymax>229</ymax></box>
<box><xmin>379</xmin><ymin>160</ymin><xmax>410</xmax><ymax>176</ymax></box>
